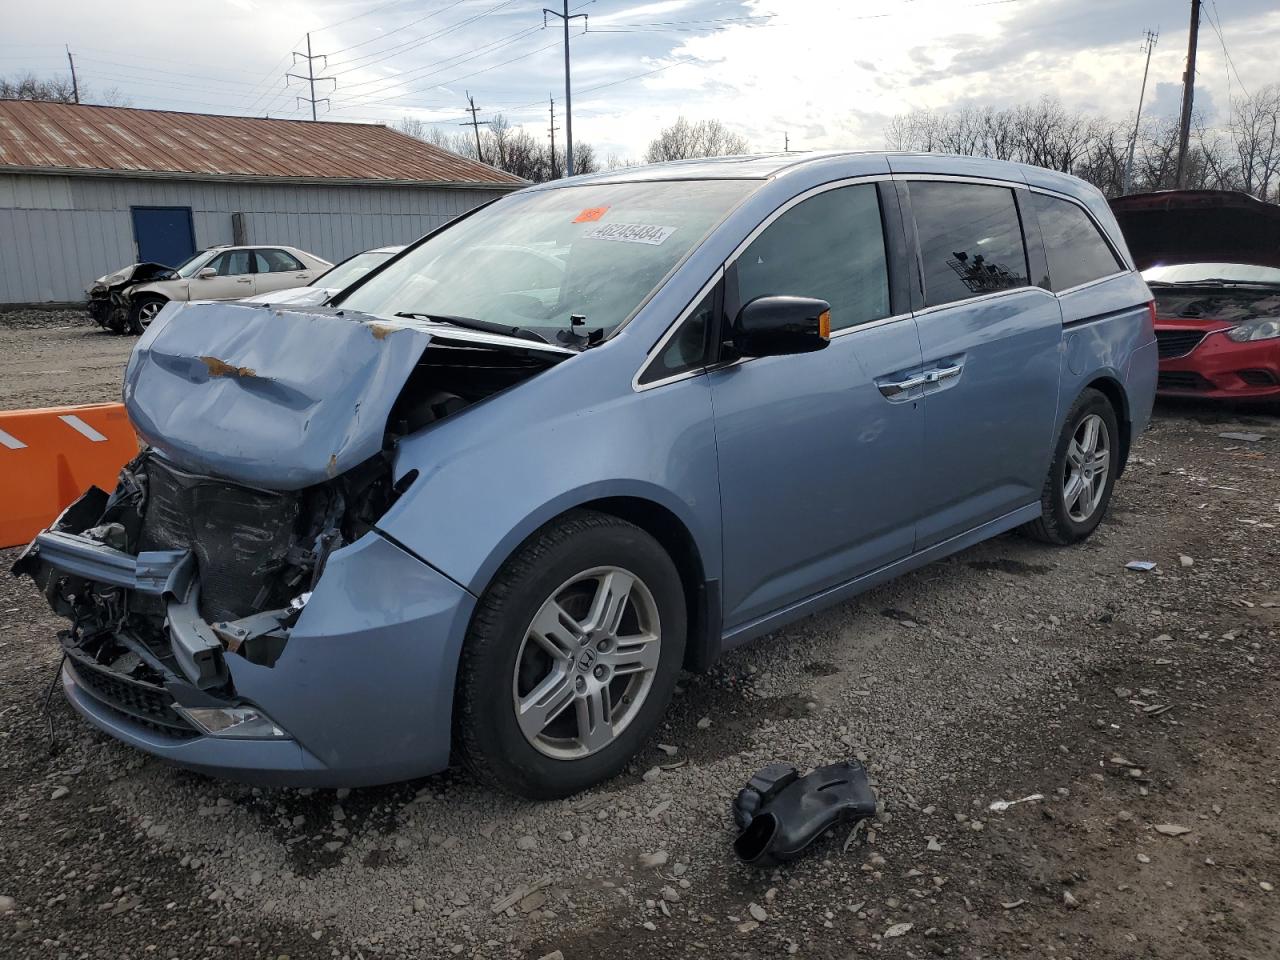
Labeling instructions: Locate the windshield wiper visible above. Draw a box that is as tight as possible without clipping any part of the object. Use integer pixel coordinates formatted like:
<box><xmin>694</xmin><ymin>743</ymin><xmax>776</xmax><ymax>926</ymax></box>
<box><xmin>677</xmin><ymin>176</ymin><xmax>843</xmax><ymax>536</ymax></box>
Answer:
<box><xmin>393</xmin><ymin>312</ymin><xmax>551</xmax><ymax>344</ymax></box>
<box><xmin>1148</xmin><ymin>278</ymin><xmax>1280</xmax><ymax>288</ymax></box>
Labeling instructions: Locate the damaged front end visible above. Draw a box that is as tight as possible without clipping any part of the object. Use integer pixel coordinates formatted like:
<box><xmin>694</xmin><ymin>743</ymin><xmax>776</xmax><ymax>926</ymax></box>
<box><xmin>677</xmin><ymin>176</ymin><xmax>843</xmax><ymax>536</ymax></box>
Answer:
<box><xmin>15</xmin><ymin>301</ymin><xmax>570</xmax><ymax>776</ymax></box>
<box><xmin>14</xmin><ymin>448</ymin><xmax>406</xmax><ymax>739</ymax></box>
<box><xmin>87</xmin><ymin>263</ymin><xmax>176</xmax><ymax>334</ymax></box>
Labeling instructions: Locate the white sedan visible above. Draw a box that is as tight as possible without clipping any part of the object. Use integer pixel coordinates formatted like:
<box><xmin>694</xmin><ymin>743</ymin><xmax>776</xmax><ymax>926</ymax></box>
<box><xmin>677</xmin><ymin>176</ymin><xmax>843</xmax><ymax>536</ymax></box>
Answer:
<box><xmin>123</xmin><ymin>245</ymin><xmax>330</xmax><ymax>332</ymax></box>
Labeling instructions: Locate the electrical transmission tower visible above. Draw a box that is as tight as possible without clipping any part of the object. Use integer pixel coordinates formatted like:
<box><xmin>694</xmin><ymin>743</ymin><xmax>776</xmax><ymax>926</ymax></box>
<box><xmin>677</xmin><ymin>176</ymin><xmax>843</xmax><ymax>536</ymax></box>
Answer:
<box><xmin>1122</xmin><ymin>29</ymin><xmax>1159</xmax><ymax>195</ymax></box>
<box><xmin>287</xmin><ymin>33</ymin><xmax>336</xmax><ymax>120</ymax></box>
<box><xmin>460</xmin><ymin>91</ymin><xmax>491</xmax><ymax>164</ymax></box>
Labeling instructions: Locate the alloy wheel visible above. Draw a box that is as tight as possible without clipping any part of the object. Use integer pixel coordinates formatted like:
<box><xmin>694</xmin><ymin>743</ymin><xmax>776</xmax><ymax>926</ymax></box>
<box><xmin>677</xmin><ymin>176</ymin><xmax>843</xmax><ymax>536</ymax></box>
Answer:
<box><xmin>138</xmin><ymin>300</ymin><xmax>164</xmax><ymax>327</ymax></box>
<box><xmin>512</xmin><ymin>566</ymin><xmax>662</xmax><ymax>760</ymax></box>
<box><xmin>1063</xmin><ymin>413</ymin><xmax>1110</xmax><ymax>522</ymax></box>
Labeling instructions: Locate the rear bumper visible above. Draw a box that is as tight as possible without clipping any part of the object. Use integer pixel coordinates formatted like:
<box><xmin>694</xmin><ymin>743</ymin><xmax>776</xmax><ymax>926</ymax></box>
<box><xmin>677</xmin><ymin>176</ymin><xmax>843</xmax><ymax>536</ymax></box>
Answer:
<box><xmin>1157</xmin><ymin>328</ymin><xmax>1280</xmax><ymax>399</ymax></box>
<box><xmin>55</xmin><ymin>531</ymin><xmax>477</xmax><ymax>787</ymax></box>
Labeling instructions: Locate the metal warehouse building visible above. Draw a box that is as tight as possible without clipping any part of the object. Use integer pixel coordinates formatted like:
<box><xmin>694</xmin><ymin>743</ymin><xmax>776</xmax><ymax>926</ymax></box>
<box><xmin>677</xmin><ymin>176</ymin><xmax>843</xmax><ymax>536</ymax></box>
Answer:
<box><xmin>0</xmin><ymin>100</ymin><xmax>524</xmax><ymax>305</ymax></box>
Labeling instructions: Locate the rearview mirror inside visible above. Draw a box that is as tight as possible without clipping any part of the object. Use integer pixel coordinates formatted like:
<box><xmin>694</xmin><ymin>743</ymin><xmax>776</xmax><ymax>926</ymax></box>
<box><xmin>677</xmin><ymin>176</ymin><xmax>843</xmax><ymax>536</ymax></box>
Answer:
<box><xmin>731</xmin><ymin>296</ymin><xmax>832</xmax><ymax>358</ymax></box>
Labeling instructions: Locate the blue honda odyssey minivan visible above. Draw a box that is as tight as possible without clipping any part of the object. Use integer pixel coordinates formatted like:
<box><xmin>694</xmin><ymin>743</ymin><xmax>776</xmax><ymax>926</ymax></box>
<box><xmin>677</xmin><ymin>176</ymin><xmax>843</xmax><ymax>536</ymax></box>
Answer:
<box><xmin>19</xmin><ymin>152</ymin><xmax>1157</xmax><ymax>798</ymax></box>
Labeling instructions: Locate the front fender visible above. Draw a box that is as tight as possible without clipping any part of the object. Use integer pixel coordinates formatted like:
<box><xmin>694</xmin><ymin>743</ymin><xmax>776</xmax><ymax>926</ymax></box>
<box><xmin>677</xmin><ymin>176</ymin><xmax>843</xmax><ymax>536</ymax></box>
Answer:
<box><xmin>377</xmin><ymin>360</ymin><xmax>722</xmax><ymax>597</ymax></box>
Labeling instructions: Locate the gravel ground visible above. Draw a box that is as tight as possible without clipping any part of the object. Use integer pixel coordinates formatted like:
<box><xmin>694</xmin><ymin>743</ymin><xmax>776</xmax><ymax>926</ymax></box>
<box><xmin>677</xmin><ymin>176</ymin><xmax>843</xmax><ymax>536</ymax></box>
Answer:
<box><xmin>0</xmin><ymin>321</ymin><xmax>1277</xmax><ymax>959</ymax></box>
<box><xmin>0</xmin><ymin>310</ymin><xmax>135</xmax><ymax>410</ymax></box>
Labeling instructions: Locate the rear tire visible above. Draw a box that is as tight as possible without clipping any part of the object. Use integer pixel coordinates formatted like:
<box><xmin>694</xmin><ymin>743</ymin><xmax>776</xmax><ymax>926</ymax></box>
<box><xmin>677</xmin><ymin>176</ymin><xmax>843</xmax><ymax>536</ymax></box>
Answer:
<box><xmin>455</xmin><ymin>510</ymin><xmax>686</xmax><ymax>799</ymax></box>
<box><xmin>1023</xmin><ymin>388</ymin><xmax>1120</xmax><ymax>545</ymax></box>
<box><xmin>127</xmin><ymin>294</ymin><xmax>167</xmax><ymax>334</ymax></box>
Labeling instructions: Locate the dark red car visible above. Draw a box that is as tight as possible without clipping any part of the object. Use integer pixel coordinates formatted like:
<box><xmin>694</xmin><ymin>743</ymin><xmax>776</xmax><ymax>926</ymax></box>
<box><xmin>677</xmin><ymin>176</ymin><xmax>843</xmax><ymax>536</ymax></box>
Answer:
<box><xmin>1110</xmin><ymin>190</ymin><xmax>1280</xmax><ymax>401</ymax></box>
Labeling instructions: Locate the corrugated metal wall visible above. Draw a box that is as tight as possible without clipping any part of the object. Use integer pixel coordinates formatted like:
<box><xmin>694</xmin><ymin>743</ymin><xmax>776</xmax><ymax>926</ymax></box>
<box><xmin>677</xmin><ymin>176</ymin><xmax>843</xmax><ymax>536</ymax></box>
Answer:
<box><xmin>0</xmin><ymin>173</ymin><xmax>508</xmax><ymax>304</ymax></box>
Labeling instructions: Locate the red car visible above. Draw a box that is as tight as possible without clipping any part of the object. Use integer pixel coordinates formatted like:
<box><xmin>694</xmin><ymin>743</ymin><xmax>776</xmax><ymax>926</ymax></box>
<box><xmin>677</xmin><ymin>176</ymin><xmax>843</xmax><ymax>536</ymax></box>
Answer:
<box><xmin>1110</xmin><ymin>190</ymin><xmax>1280</xmax><ymax>401</ymax></box>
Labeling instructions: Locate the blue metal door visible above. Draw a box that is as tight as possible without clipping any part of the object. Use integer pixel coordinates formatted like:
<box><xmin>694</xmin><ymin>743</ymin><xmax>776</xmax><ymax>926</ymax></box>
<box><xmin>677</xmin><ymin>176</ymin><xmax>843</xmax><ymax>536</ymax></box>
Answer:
<box><xmin>131</xmin><ymin>206</ymin><xmax>195</xmax><ymax>267</ymax></box>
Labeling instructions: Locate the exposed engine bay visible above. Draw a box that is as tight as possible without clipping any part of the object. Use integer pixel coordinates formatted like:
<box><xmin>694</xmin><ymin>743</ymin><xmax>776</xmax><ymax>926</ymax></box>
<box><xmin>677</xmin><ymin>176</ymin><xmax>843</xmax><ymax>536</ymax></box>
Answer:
<box><xmin>1153</xmin><ymin>288</ymin><xmax>1280</xmax><ymax>323</ymax></box>
<box><xmin>15</xmin><ymin>302</ymin><xmax>570</xmax><ymax>738</ymax></box>
<box><xmin>86</xmin><ymin>262</ymin><xmax>177</xmax><ymax>333</ymax></box>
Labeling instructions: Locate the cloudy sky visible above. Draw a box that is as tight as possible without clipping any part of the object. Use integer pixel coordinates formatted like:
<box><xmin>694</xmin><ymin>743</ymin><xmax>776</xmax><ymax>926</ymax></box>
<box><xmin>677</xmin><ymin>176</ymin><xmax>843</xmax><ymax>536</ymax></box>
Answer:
<box><xmin>5</xmin><ymin>0</ymin><xmax>1278</xmax><ymax>161</ymax></box>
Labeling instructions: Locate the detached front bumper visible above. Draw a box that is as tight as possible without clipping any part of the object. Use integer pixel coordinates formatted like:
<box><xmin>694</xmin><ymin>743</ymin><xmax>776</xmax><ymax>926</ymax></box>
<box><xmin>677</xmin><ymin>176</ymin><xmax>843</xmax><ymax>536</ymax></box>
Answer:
<box><xmin>1157</xmin><ymin>326</ymin><xmax>1280</xmax><ymax>399</ymax></box>
<box><xmin>43</xmin><ymin>530</ymin><xmax>476</xmax><ymax>787</ymax></box>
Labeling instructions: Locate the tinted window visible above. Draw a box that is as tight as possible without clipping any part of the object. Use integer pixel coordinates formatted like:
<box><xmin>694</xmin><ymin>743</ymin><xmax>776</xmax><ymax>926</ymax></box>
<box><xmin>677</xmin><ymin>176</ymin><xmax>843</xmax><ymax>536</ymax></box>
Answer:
<box><xmin>909</xmin><ymin>182</ymin><xmax>1029</xmax><ymax>308</ymax></box>
<box><xmin>255</xmin><ymin>249</ymin><xmax>306</xmax><ymax>273</ymax></box>
<box><xmin>210</xmin><ymin>250</ymin><xmax>253</xmax><ymax>276</ymax></box>
<box><xmin>736</xmin><ymin>184</ymin><xmax>889</xmax><ymax>332</ymax></box>
<box><xmin>640</xmin><ymin>289</ymin><xmax>713</xmax><ymax>385</ymax></box>
<box><xmin>1031</xmin><ymin>193</ymin><xmax>1123</xmax><ymax>292</ymax></box>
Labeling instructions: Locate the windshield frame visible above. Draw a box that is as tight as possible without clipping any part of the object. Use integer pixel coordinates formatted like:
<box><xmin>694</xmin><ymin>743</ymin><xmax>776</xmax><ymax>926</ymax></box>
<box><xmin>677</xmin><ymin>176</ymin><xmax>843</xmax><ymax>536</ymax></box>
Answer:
<box><xmin>173</xmin><ymin>249</ymin><xmax>218</xmax><ymax>279</ymax></box>
<box><xmin>313</xmin><ymin>249</ymin><xmax>400</xmax><ymax>290</ymax></box>
<box><xmin>330</xmin><ymin>178</ymin><xmax>763</xmax><ymax>343</ymax></box>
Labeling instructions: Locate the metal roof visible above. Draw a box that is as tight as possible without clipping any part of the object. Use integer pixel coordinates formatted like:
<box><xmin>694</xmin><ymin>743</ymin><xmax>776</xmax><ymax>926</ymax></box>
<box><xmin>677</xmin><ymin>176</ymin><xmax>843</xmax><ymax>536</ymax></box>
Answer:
<box><xmin>0</xmin><ymin>100</ymin><xmax>525</xmax><ymax>188</ymax></box>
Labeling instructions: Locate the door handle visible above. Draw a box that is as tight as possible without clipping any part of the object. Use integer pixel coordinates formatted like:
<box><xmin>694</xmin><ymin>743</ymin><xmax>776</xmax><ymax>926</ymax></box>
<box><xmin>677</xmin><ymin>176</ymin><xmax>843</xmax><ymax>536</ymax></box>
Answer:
<box><xmin>924</xmin><ymin>364</ymin><xmax>963</xmax><ymax>383</ymax></box>
<box><xmin>877</xmin><ymin>373</ymin><xmax>928</xmax><ymax>397</ymax></box>
<box><xmin>236</xmin><ymin>278</ymin><xmax>252</xmax><ymax>283</ymax></box>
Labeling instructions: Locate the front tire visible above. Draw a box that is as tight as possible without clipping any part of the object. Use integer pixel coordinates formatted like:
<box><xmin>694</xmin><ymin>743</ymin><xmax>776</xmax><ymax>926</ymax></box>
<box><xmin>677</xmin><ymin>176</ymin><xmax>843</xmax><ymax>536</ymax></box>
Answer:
<box><xmin>455</xmin><ymin>511</ymin><xmax>686</xmax><ymax>799</ymax></box>
<box><xmin>1023</xmin><ymin>388</ymin><xmax>1120</xmax><ymax>545</ymax></box>
<box><xmin>127</xmin><ymin>294</ymin><xmax>167</xmax><ymax>334</ymax></box>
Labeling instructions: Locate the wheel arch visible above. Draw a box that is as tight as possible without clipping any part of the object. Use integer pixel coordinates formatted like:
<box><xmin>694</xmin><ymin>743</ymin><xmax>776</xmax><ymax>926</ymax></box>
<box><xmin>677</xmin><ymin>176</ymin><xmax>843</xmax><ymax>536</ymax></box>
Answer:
<box><xmin>1080</xmin><ymin>374</ymin><xmax>1131</xmax><ymax>474</ymax></box>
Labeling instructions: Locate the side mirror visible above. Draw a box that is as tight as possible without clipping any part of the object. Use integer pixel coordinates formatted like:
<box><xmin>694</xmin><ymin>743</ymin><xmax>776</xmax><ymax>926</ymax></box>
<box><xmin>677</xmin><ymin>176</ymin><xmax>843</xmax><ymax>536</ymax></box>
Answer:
<box><xmin>731</xmin><ymin>296</ymin><xmax>832</xmax><ymax>358</ymax></box>
<box><xmin>196</xmin><ymin>267</ymin><xmax>217</xmax><ymax>279</ymax></box>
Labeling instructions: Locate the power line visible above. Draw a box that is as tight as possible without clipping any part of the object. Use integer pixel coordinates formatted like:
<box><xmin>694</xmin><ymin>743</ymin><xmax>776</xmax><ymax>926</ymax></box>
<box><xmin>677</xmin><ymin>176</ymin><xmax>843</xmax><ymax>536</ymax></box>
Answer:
<box><xmin>310</xmin><ymin>0</ymin><xmax>409</xmax><ymax>36</ymax></box>
<box><xmin>323</xmin><ymin>0</ymin><xmax>470</xmax><ymax>56</ymax></box>
<box><xmin>326</xmin><ymin>0</ymin><xmax>520</xmax><ymax>75</ymax></box>
<box><xmin>1204</xmin><ymin>0</ymin><xmax>1250</xmax><ymax>101</ymax></box>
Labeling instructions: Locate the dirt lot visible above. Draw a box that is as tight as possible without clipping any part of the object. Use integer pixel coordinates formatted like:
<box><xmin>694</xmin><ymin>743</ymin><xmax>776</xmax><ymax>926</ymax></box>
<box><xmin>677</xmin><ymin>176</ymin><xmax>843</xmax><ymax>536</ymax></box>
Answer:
<box><xmin>0</xmin><ymin>312</ymin><xmax>135</xmax><ymax>409</ymax></box>
<box><xmin>1</xmin><ymin>316</ymin><xmax>1277</xmax><ymax>959</ymax></box>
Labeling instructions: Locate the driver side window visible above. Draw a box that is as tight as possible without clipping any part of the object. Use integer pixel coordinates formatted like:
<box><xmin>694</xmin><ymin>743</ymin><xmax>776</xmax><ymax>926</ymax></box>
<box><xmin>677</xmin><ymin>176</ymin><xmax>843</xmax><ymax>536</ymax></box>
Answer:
<box><xmin>209</xmin><ymin>250</ymin><xmax>253</xmax><ymax>277</ymax></box>
<box><xmin>736</xmin><ymin>184</ymin><xmax>890</xmax><ymax>332</ymax></box>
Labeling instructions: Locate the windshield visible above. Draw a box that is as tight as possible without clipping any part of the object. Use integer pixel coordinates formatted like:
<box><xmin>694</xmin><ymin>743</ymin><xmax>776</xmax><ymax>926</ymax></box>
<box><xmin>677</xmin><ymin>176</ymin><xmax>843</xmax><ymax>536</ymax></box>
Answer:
<box><xmin>174</xmin><ymin>250</ymin><xmax>216</xmax><ymax>278</ymax></box>
<box><xmin>315</xmin><ymin>250</ymin><xmax>399</xmax><ymax>290</ymax></box>
<box><xmin>1144</xmin><ymin>262</ymin><xmax>1280</xmax><ymax>286</ymax></box>
<box><xmin>337</xmin><ymin>179</ymin><xmax>756</xmax><ymax>338</ymax></box>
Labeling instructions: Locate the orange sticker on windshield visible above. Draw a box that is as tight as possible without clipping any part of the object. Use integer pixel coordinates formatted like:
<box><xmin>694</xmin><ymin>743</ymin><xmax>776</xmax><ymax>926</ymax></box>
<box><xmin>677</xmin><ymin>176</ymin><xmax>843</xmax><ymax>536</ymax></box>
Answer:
<box><xmin>573</xmin><ymin>206</ymin><xmax>609</xmax><ymax>223</ymax></box>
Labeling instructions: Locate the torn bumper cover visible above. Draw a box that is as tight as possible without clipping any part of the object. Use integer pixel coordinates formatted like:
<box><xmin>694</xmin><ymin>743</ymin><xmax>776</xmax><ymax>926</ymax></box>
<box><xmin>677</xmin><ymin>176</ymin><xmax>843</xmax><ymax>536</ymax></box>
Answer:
<box><xmin>19</xmin><ymin>492</ymin><xmax>475</xmax><ymax>786</ymax></box>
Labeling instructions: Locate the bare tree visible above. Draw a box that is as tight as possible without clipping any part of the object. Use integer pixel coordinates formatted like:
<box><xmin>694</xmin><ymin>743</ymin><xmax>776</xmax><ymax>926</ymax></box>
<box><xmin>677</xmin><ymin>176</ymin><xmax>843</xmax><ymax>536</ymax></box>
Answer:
<box><xmin>0</xmin><ymin>71</ymin><xmax>130</xmax><ymax>106</ymax></box>
<box><xmin>885</xmin><ymin>95</ymin><xmax>1280</xmax><ymax>200</ymax></box>
<box><xmin>644</xmin><ymin>117</ymin><xmax>750</xmax><ymax>163</ymax></box>
<box><xmin>397</xmin><ymin>113</ymin><xmax>600</xmax><ymax>183</ymax></box>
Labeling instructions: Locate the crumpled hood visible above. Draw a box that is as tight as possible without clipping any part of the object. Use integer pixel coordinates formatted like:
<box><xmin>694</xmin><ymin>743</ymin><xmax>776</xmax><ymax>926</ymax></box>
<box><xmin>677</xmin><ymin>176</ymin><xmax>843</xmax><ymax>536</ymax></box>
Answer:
<box><xmin>124</xmin><ymin>302</ymin><xmax>435</xmax><ymax>490</ymax></box>
<box><xmin>92</xmin><ymin>262</ymin><xmax>177</xmax><ymax>289</ymax></box>
<box><xmin>1110</xmin><ymin>190</ymin><xmax>1280</xmax><ymax>270</ymax></box>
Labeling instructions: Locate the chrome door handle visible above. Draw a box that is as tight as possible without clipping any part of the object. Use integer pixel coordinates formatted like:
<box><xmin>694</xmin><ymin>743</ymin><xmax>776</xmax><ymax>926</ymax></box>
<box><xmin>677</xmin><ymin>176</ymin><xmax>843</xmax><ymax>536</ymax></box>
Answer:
<box><xmin>877</xmin><ymin>373</ymin><xmax>928</xmax><ymax>397</ymax></box>
<box><xmin>925</xmin><ymin>364</ymin><xmax>962</xmax><ymax>383</ymax></box>
<box><xmin>236</xmin><ymin>278</ymin><xmax>252</xmax><ymax>283</ymax></box>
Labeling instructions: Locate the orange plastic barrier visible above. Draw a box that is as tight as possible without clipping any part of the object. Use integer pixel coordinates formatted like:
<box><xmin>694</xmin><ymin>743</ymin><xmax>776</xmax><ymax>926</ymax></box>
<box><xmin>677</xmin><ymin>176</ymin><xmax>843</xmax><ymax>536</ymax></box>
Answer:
<box><xmin>0</xmin><ymin>402</ymin><xmax>139</xmax><ymax>549</ymax></box>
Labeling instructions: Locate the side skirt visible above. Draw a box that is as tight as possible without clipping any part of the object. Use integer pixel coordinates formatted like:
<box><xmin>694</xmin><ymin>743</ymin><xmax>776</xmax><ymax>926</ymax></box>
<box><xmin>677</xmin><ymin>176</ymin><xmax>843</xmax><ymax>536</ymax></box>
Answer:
<box><xmin>720</xmin><ymin>502</ymin><xmax>1042</xmax><ymax>652</ymax></box>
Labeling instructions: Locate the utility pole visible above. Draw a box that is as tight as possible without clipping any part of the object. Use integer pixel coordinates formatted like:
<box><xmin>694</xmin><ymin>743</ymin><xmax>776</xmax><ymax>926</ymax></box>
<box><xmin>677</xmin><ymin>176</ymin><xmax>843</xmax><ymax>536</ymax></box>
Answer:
<box><xmin>548</xmin><ymin>96</ymin><xmax>560</xmax><ymax>180</ymax></box>
<box><xmin>287</xmin><ymin>33</ymin><xmax>335</xmax><ymax>120</ymax></box>
<box><xmin>65</xmin><ymin>46</ymin><xmax>79</xmax><ymax>104</ymax></box>
<box><xmin>1174</xmin><ymin>0</ymin><xmax>1201</xmax><ymax>188</ymax></box>
<box><xmin>543</xmin><ymin>2</ymin><xmax>587</xmax><ymax>177</ymax></box>
<box><xmin>784</xmin><ymin>132</ymin><xmax>789</xmax><ymax>152</ymax></box>
<box><xmin>1122</xmin><ymin>29</ymin><xmax>1158</xmax><ymax>195</ymax></box>
<box><xmin>460</xmin><ymin>91</ymin><xmax>490</xmax><ymax>164</ymax></box>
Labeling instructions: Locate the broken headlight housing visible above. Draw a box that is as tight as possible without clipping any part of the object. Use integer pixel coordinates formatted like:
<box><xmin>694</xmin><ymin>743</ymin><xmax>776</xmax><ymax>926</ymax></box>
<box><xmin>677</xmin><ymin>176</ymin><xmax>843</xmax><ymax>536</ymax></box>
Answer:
<box><xmin>1225</xmin><ymin>317</ymin><xmax>1280</xmax><ymax>342</ymax></box>
<box><xmin>176</xmin><ymin>704</ymin><xmax>289</xmax><ymax>739</ymax></box>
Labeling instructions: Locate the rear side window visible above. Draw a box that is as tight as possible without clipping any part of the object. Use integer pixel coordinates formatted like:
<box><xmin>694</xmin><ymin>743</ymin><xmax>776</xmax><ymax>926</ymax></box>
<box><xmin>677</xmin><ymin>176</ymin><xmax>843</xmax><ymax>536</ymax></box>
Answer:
<box><xmin>1030</xmin><ymin>193</ymin><xmax>1123</xmax><ymax>292</ymax></box>
<box><xmin>255</xmin><ymin>249</ymin><xmax>306</xmax><ymax>273</ymax></box>
<box><xmin>909</xmin><ymin>182</ymin><xmax>1029</xmax><ymax>308</ymax></box>
<box><xmin>735</xmin><ymin>183</ymin><xmax>890</xmax><ymax>332</ymax></box>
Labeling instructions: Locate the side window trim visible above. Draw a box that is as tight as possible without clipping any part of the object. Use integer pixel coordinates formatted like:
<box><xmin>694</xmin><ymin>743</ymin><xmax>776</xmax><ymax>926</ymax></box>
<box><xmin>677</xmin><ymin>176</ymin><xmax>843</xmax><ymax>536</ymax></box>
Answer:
<box><xmin>897</xmin><ymin>175</ymin><xmax>1038</xmax><ymax>311</ymax></box>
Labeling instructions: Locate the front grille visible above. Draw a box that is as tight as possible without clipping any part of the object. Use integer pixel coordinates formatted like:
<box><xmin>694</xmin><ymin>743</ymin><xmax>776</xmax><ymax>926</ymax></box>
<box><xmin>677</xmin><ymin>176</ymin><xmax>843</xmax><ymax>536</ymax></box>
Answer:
<box><xmin>66</xmin><ymin>653</ymin><xmax>199</xmax><ymax>738</ymax></box>
<box><xmin>138</xmin><ymin>456</ymin><xmax>301</xmax><ymax>622</ymax></box>
<box><xmin>1158</xmin><ymin>371</ymin><xmax>1213</xmax><ymax>391</ymax></box>
<box><xmin>1156</xmin><ymin>329</ymin><xmax>1207</xmax><ymax>359</ymax></box>
<box><xmin>1239</xmin><ymin>369</ymin><xmax>1278</xmax><ymax>387</ymax></box>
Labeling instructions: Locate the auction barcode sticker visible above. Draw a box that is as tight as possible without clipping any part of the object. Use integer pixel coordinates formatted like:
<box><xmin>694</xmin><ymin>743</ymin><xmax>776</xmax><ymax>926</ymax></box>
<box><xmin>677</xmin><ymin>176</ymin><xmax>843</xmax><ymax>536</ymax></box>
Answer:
<box><xmin>583</xmin><ymin>223</ymin><xmax>677</xmax><ymax>245</ymax></box>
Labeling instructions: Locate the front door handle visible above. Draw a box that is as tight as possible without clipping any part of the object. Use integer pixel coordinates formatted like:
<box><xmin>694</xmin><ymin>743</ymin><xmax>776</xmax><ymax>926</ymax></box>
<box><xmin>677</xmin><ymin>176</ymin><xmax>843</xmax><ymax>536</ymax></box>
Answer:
<box><xmin>925</xmin><ymin>364</ymin><xmax>962</xmax><ymax>384</ymax></box>
<box><xmin>878</xmin><ymin>373</ymin><xmax>929</xmax><ymax>397</ymax></box>
<box><xmin>236</xmin><ymin>277</ymin><xmax>252</xmax><ymax>284</ymax></box>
